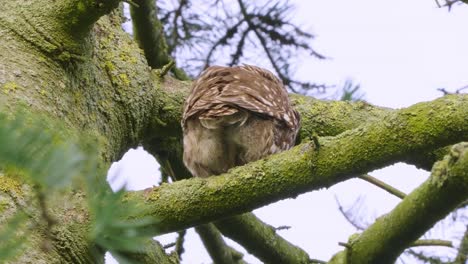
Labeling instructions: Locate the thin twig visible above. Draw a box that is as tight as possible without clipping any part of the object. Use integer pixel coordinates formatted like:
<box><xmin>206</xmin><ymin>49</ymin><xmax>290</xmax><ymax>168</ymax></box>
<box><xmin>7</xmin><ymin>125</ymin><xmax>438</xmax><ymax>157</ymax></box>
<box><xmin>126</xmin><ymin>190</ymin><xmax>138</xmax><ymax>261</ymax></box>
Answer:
<box><xmin>203</xmin><ymin>19</ymin><xmax>245</xmax><ymax>69</ymax></box>
<box><xmin>406</xmin><ymin>249</ymin><xmax>446</xmax><ymax>263</ymax></box>
<box><xmin>175</xmin><ymin>229</ymin><xmax>186</xmax><ymax>258</ymax></box>
<box><xmin>410</xmin><ymin>239</ymin><xmax>453</xmax><ymax>248</ymax></box>
<box><xmin>310</xmin><ymin>259</ymin><xmax>327</xmax><ymax>264</ymax></box>
<box><xmin>124</xmin><ymin>0</ymin><xmax>139</xmax><ymax>8</ymax></box>
<box><xmin>335</xmin><ymin>195</ymin><xmax>367</xmax><ymax>230</ymax></box>
<box><xmin>163</xmin><ymin>242</ymin><xmax>176</xmax><ymax>249</ymax></box>
<box><xmin>358</xmin><ymin>174</ymin><xmax>407</xmax><ymax>199</ymax></box>
<box><xmin>159</xmin><ymin>60</ymin><xmax>176</xmax><ymax>78</ymax></box>
<box><xmin>454</xmin><ymin>226</ymin><xmax>468</xmax><ymax>264</ymax></box>
<box><xmin>237</xmin><ymin>0</ymin><xmax>284</xmax><ymax>85</ymax></box>
<box><xmin>338</xmin><ymin>242</ymin><xmax>351</xmax><ymax>249</ymax></box>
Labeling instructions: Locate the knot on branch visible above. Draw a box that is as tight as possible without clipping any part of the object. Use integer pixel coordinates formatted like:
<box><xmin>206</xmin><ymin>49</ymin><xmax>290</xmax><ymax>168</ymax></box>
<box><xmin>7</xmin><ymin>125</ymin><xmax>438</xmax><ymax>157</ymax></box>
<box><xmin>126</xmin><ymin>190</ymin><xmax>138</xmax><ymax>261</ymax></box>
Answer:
<box><xmin>431</xmin><ymin>142</ymin><xmax>468</xmax><ymax>183</ymax></box>
<box><xmin>449</xmin><ymin>142</ymin><xmax>468</xmax><ymax>163</ymax></box>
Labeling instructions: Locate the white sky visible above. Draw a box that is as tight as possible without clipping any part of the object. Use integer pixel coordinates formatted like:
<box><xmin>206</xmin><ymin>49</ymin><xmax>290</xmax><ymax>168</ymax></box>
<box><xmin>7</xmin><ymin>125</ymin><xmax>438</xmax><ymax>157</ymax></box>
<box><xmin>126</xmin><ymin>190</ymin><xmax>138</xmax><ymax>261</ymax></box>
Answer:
<box><xmin>107</xmin><ymin>1</ymin><xmax>468</xmax><ymax>263</ymax></box>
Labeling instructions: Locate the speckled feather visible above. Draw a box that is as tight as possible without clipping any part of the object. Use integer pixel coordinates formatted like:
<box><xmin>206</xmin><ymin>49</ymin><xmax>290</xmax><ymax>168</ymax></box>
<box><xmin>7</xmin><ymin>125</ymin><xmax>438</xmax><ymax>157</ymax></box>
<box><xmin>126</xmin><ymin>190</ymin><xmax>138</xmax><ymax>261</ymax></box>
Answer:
<box><xmin>182</xmin><ymin>65</ymin><xmax>300</xmax><ymax>177</ymax></box>
<box><xmin>182</xmin><ymin>65</ymin><xmax>299</xmax><ymax>129</ymax></box>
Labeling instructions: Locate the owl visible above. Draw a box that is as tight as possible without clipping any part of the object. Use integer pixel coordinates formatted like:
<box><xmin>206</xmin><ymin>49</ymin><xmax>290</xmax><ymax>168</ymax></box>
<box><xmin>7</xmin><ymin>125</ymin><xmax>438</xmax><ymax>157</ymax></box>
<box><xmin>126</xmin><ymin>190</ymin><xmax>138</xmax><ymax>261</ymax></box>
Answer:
<box><xmin>181</xmin><ymin>65</ymin><xmax>300</xmax><ymax>177</ymax></box>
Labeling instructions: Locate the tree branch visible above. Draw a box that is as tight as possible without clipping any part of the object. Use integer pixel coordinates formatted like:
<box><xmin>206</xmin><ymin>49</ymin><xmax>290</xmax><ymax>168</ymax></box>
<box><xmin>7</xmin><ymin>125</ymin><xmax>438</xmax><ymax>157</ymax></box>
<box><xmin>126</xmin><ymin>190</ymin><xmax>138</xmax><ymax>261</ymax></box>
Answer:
<box><xmin>131</xmin><ymin>0</ymin><xmax>171</xmax><ymax>69</ymax></box>
<box><xmin>454</xmin><ymin>226</ymin><xmax>468</xmax><ymax>264</ymax></box>
<box><xmin>146</xmin><ymin>83</ymin><xmax>430</xmax><ymax>259</ymax></box>
<box><xmin>215</xmin><ymin>213</ymin><xmax>313</xmax><ymax>264</ymax></box>
<box><xmin>330</xmin><ymin>143</ymin><xmax>468</xmax><ymax>264</ymax></box>
<box><xmin>132</xmin><ymin>94</ymin><xmax>468</xmax><ymax>234</ymax></box>
<box><xmin>130</xmin><ymin>0</ymin><xmax>188</xmax><ymax>79</ymax></box>
<box><xmin>410</xmin><ymin>239</ymin><xmax>453</xmax><ymax>248</ymax></box>
<box><xmin>195</xmin><ymin>224</ymin><xmax>247</xmax><ymax>264</ymax></box>
<box><xmin>358</xmin><ymin>174</ymin><xmax>407</xmax><ymax>199</ymax></box>
<box><xmin>124</xmin><ymin>239</ymin><xmax>180</xmax><ymax>264</ymax></box>
<box><xmin>335</xmin><ymin>196</ymin><xmax>369</xmax><ymax>231</ymax></box>
<box><xmin>406</xmin><ymin>249</ymin><xmax>448</xmax><ymax>264</ymax></box>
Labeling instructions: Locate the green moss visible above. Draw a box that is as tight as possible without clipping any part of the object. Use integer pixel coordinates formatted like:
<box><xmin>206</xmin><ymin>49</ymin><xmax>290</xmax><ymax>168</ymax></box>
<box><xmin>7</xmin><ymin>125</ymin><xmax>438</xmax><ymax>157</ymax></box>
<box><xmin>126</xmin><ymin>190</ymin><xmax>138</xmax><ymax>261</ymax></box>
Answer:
<box><xmin>329</xmin><ymin>251</ymin><xmax>347</xmax><ymax>264</ymax></box>
<box><xmin>118</xmin><ymin>73</ymin><xmax>130</xmax><ymax>86</ymax></box>
<box><xmin>0</xmin><ymin>199</ymin><xmax>9</xmax><ymax>213</ymax></box>
<box><xmin>104</xmin><ymin>61</ymin><xmax>116</xmax><ymax>72</ymax></box>
<box><xmin>2</xmin><ymin>82</ymin><xmax>20</xmax><ymax>94</ymax></box>
<box><xmin>76</xmin><ymin>1</ymin><xmax>86</xmax><ymax>12</ymax></box>
<box><xmin>119</xmin><ymin>50</ymin><xmax>138</xmax><ymax>64</ymax></box>
<box><xmin>0</xmin><ymin>174</ymin><xmax>23</xmax><ymax>195</ymax></box>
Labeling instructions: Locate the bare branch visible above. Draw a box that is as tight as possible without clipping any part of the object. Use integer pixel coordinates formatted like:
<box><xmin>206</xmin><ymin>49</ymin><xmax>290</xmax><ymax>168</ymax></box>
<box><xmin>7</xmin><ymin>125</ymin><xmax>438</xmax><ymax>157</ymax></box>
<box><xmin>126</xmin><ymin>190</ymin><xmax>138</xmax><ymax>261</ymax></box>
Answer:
<box><xmin>216</xmin><ymin>213</ymin><xmax>312</xmax><ymax>264</ymax></box>
<box><xmin>203</xmin><ymin>19</ymin><xmax>246</xmax><ymax>69</ymax></box>
<box><xmin>358</xmin><ymin>174</ymin><xmax>407</xmax><ymax>199</ymax></box>
<box><xmin>410</xmin><ymin>239</ymin><xmax>453</xmax><ymax>248</ymax></box>
<box><xmin>406</xmin><ymin>249</ymin><xmax>448</xmax><ymax>264</ymax></box>
<box><xmin>335</xmin><ymin>195</ymin><xmax>368</xmax><ymax>231</ymax></box>
<box><xmin>435</xmin><ymin>0</ymin><xmax>468</xmax><ymax>11</ymax></box>
<box><xmin>175</xmin><ymin>230</ymin><xmax>186</xmax><ymax>259</ymax></box>
<box><xmin>437</xmin><ymin>85</ymin><xmax>468</xmax><ymax>95</ymax></box>
<box><xmin>195</xmin><ymin>224</ymin><xmax>246</xmax><ymax>264</ymax></box>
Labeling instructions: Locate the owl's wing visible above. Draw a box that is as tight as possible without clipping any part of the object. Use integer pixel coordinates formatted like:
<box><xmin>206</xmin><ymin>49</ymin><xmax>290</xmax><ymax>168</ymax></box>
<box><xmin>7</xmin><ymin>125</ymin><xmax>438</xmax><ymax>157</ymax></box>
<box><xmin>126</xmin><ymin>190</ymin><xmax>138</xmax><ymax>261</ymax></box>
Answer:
<box><xmin>182</xmin><ymin>65</ymin><xmax>299</xmax><ymax>130</ymax></box>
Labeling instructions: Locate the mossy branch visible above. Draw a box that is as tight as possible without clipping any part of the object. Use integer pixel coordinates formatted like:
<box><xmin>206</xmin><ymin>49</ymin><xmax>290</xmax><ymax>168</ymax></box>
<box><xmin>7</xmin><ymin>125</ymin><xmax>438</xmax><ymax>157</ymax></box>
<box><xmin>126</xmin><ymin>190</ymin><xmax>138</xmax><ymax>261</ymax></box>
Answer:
<box><xmin>215</xmin><ymin>213</ymin><xmax>313</xmax><ymax>264</ymax></box>
<box><xmin>454</xmin><ymin>226</ymin><xmax>468</xmax><ymax>264</ymax></box>
<box><xmin>145</xmin><ymin>79</ymin><xmax>456</xmax><ymax>175</ymax></box>
<box><xmin>131</xmin><ymin>94</ymin><xmax>468</xmax><ymax>234</ymax></box>
<box><xmin>143</xmin><ymin>88</ymin><xmax>453</xmax><ymax>261</ymax></box>
<box><xmin>194</xmin><ymin>224</ymin><xmax>246</xmax><ymax>264</ymax></box>
<box><xmin>131</xmin><ymin>0</ymin><xmax>170</xmax><ymax>69</ymax></box>
<box><xmin>329</xmin><ymin>143</ymin><xmax>468</xmax><ymax>264</ymax></box>
<box><xmin>131</xmin><ymin>0</ymin><xmax>189</xmax><ymax>80</ymax></box>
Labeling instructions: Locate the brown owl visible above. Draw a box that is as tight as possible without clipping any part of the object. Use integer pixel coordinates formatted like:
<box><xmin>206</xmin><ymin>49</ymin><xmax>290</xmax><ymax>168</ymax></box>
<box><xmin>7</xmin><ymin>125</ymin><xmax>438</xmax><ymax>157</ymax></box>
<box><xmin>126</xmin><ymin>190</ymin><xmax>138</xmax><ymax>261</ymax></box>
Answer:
<box><xmin>181</xmin><ymin>65</ymin><xmax>300</xmax><ymax>177</ymax></box>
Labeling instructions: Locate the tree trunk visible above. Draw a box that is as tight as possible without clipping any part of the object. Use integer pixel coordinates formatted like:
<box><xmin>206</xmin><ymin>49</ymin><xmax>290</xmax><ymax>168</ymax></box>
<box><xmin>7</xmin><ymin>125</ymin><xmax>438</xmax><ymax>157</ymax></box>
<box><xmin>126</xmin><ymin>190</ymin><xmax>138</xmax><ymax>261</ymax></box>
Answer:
<box><xmin>0</xmin><ymin>1</ymin><xmax>164</xmax><ymax>262</ymax></box>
